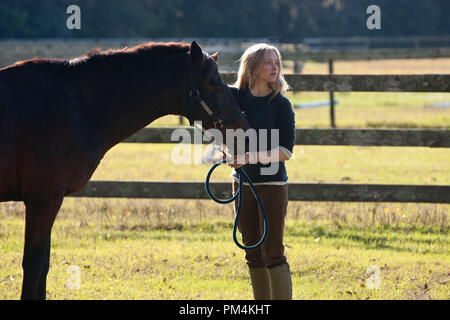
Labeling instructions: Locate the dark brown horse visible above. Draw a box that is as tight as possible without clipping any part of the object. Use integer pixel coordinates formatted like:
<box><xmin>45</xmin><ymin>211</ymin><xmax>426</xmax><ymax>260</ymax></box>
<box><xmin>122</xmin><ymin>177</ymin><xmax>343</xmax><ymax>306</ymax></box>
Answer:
<box><xmin>0</xmin><ymin>41</ymin><xmax>249</xmax><ymax>299</ymax></box>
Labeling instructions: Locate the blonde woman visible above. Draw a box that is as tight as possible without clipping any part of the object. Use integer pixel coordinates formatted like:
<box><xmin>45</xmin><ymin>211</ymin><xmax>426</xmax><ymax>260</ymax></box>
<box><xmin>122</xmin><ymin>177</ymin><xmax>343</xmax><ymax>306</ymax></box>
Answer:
<box><xmin>226</xmin><ymin>43</ymin><xmax>296</xmax><ymax>300</ymax></box>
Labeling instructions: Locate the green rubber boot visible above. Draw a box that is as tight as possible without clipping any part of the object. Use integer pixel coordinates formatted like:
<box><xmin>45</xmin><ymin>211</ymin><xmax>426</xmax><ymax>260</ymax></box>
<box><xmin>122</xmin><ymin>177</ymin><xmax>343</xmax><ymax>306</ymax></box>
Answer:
<box><xmin>248</xmin><ymin>267</ymin><xmax>271</xmax><ymax>300</ymax></box>
<box><xmin>267</xmin><ymin>263</ymin><xmax>292</xmax><ymax>300</ymax></box>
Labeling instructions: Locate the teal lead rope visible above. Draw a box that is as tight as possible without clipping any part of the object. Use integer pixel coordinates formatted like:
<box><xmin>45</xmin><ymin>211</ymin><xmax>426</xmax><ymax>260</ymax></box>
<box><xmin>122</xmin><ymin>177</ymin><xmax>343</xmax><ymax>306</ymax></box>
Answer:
<box><xmin>205</xmin><ymin>159</ymin><xmax>268</xmax><ymax>250</ymax></box>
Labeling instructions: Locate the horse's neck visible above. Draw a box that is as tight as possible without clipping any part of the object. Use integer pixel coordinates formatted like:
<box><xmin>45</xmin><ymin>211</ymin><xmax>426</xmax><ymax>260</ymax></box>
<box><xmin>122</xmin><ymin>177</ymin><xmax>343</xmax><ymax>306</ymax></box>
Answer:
<box><xmin>78</xmin><ymin>60</ymin><xmax>188</xmax><ymax>154</ymax></box>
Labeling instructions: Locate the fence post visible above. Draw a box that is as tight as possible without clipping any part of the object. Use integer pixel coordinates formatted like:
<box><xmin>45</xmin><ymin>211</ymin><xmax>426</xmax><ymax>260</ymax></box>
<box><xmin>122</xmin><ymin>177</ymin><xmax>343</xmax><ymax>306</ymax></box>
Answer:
<box><xmin>294</xmin><ymin>60</ymin><xmax>303</xmax><ymax>74</ymax></box>
<box><xmin>329</xmin><ymin>58</ymin><xmax>336</xmax><ymax>128</ymax></box>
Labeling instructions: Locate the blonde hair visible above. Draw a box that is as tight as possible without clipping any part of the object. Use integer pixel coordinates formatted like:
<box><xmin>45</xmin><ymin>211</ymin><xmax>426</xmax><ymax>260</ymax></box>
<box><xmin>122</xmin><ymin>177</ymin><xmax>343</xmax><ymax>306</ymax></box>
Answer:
<box><xmin>234</xmin><ymin>43</ymin><xmax>290</xmax><ymax>101</ymax></box>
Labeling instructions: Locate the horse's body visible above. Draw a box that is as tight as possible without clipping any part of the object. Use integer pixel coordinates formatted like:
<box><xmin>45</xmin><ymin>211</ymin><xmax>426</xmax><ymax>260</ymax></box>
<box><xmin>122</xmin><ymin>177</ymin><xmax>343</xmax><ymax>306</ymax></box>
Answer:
<box><xmin>0</xmin><ymin>41</ymin><xmax>248</xmax><ymax>299</ymax></box>
<box><xmin>0</xmin><ymin>59</ymin><xmax>100</xmax><ymax>201</ymax></box>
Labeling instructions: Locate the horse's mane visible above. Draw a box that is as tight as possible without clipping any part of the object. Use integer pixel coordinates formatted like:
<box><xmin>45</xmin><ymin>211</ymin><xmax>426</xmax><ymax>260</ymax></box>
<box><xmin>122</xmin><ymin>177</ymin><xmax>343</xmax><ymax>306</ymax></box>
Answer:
<box><xmin>2</xmin><ymin>42</ymin><xmax>192</xmax><ymax>72</ymax></box>
<box><xmin>68</xmin><ymin>41</ymin><xmax>191</xmax><ymax>67</ymax></box>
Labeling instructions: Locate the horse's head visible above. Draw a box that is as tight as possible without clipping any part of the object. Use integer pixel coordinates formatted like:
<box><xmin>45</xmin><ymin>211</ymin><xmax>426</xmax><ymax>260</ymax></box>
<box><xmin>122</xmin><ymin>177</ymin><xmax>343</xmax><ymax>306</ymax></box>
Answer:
<box><xmin>186</xmin><ymin>41</ymin><xmax>249</xmax><ymax>153</ymax></box>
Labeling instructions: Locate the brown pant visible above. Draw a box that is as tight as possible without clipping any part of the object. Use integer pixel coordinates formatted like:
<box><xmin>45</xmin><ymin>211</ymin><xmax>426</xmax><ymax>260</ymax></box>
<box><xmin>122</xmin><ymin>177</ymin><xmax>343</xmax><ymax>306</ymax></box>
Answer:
<box><xmin>232</xmin><ymin>181</ymin><xmax>288</xmax><ymax>268</ymax></box>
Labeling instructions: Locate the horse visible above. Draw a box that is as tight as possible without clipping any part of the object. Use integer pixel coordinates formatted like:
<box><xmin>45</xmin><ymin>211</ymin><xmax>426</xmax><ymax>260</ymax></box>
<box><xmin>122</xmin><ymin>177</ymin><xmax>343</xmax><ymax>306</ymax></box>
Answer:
<box><xmin>0</xmin><ymin>40</ymin><xmax>249</xmax><ymax>300</ymax></box>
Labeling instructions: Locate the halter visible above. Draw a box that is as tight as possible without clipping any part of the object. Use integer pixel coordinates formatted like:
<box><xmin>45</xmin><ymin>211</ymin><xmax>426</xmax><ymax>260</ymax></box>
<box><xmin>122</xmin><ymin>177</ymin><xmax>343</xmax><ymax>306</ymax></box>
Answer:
<box><xmin>186</xmin><ymin>55</ymin><xmax>245</xmax><ymax>129</ymax></box>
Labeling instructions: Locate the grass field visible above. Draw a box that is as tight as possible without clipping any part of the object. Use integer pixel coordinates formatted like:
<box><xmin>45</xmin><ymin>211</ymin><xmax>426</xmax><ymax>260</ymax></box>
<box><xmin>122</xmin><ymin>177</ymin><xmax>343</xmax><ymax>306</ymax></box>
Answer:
<box><xmin>0</xmin><ymin>214</ymin><xmax>448</xmax><ymax>300</ymax></box>
<box><xmin>0</xmin><ymin>57</ymin><xmax>449</xmax><ymax>300</ymax></box>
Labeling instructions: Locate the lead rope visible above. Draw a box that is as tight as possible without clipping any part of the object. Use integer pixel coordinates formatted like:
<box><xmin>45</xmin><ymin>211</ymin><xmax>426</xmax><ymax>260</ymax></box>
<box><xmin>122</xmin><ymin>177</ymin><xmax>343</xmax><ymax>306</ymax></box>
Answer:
<box><xmin>205</xmin><ymin>157</ymin><xmax>268</xmax><ymax>250</ymax></box>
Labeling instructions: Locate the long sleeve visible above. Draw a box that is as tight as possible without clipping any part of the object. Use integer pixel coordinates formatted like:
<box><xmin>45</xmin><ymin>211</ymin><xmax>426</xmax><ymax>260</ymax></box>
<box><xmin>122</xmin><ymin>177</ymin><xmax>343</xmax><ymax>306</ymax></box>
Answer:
<box><xmin>276</xmin><ymin>97</ymin><xmax>296</xmax><ymax>158</ymax></box>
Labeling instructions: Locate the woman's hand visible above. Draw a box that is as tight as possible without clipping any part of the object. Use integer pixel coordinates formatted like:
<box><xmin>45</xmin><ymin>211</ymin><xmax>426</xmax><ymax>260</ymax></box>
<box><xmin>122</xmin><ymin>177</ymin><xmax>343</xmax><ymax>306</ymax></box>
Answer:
<box><xmin>222</xmin><ymin>148</ymin><xmax>291</xmax><ymax>168</ymax></box>
<box><xmin>223</xmin><ymin>152</ymin><xmax>250</xmax><ymax>169</ymax></box>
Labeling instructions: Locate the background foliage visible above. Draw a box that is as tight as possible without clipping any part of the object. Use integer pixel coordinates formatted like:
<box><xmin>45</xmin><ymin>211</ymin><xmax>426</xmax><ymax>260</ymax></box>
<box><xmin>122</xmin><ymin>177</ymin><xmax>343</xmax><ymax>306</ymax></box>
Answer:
<box><xmin>0</xmin><ymin>0</ymin><xmax>449</xmax><ymax>40</ymax></box>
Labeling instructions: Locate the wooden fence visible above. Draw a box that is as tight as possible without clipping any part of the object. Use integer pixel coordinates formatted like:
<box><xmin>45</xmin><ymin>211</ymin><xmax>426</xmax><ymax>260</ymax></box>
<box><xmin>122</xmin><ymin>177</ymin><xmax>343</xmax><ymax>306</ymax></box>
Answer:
<box><xmin>70</xmin><ymin>73</ymin><xmax>450</xmax><ymax>204</ymax></box>
<box><xmin>302</xmin><ymin>35</ymin><xmax>450</xmax><ymax>51</ymax></box>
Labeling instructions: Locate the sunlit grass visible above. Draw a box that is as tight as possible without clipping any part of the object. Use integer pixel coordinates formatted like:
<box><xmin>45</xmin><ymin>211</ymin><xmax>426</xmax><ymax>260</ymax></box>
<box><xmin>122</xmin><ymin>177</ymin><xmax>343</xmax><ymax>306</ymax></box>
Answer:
<box><xmin>86</xmin><ymin>143</ymin><xmax>450</xmax><ymax>186</ymax></box>
<box><xmin>0</xmin><ymin>216</ymin><xmax>448</xmax><ymax>300</ymax></box>
<box><xmin>298</xmin><ymin>58</ymin><xmax>450</xmax><ymax>75</ymax></box>
<box><xmin>288</xmin><ymin>91</ymin><xmax>450</xmax><ymax>129</ymax></box>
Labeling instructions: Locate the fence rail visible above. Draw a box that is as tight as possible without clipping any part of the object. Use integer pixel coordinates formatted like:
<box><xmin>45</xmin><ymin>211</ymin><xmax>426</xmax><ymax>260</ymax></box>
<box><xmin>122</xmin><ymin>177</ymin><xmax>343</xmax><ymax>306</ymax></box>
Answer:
<box><xmin>71</xmin><ymin>181</ymin><xmax>450</xmax><ymax>204</ymax></box>
<box><xmin>221</xmin><ymin>74</ymin><xmax>450</xmax><ymax>92</ymax></box>
<box><xmin>124</xmin><ymin>127</ymin><xmax>450</xmax><ymax>148</ymax></box>
<box><xmin>302</xmin><ymin>36</ymin><xmax>450</xmax><ymax>51</ymax></box>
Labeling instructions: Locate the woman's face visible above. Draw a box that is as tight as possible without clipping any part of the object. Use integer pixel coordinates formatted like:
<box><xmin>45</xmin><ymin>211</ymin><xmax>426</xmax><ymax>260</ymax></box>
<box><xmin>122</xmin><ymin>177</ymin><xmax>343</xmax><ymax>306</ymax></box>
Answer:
<box><xmin>256</xmin><ymin>49</ymin><xmax>279</xmax><ymax>85</ymax></box>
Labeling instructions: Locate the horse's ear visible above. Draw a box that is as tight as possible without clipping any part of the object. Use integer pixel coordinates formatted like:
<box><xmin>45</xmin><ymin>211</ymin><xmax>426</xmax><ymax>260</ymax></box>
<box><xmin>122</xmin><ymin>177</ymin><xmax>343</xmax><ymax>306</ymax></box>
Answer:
<box><xmin>190</xmin><ymin>41</ymin><xmax>204</xmax><ymax>67</ymax></box>
<box><xmin>210</xmin><ymin>52</ymin><xmax>219</xmax><ymax>62</ymax></box>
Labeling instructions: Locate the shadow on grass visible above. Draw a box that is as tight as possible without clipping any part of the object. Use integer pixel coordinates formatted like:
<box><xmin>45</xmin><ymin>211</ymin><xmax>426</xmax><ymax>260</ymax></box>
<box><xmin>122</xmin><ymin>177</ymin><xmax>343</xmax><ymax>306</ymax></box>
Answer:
<box><xmin>284</xmin><ymin>223</ymin><xmax>448</xmax><ymax>255</ymax></box>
